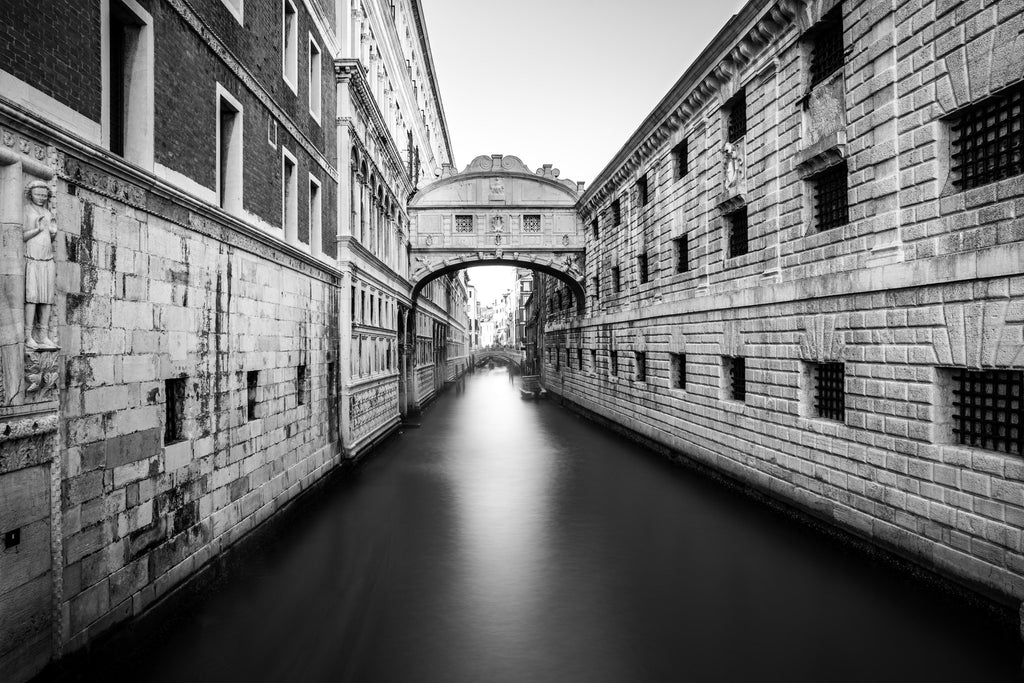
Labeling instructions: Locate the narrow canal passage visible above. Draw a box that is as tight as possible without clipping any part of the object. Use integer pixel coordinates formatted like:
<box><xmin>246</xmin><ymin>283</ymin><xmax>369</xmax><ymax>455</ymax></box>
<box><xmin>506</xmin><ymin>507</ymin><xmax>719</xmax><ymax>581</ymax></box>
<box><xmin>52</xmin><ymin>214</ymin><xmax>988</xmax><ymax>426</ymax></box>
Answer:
<box><xmin>47</xmin><ymin>369</ymin><xmax>1021</xmax><ymax>683</ymax></box>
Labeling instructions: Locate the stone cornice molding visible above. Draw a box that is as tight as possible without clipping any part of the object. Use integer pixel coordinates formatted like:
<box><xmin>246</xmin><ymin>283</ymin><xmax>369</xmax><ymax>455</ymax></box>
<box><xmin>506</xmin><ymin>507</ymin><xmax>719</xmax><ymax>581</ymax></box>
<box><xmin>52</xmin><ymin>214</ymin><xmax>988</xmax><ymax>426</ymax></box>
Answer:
<box><xmin>166</xmin><ymin>0</ymin><xmax>338</xmax><ymax>182</ymax></box>
<box><xmin>578</xmin><ymin>0</ymin><xmax>805</xmax><ymax>217</ymax></box>
<box><xmin>337</xmin><ymin>58</ymin><xmax>413</xmax><ymax>196</ymax></box>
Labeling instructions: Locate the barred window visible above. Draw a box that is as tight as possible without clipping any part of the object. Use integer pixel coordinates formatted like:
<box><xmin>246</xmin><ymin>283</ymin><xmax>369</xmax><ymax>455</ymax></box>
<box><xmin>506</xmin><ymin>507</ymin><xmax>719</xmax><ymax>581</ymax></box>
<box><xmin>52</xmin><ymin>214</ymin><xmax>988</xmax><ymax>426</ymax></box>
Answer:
<box><xmin>727</xmin><ymin>206</ymin><xmax>749</xmax><ymax>258</ymax></box>
<box><xmin>611</xmin><ymin>199</ymin><xmax>622</xmax><ymax>225</ymax></box>
<box><xmin>455</xmin><ymin>215</ymin><xmax>474</xmax><ymax>232</ymax></box>
<box><xmin>577</xmin><ymin>347</ymin><xmax>583</xmax><ymax>369</ymax></box>
<box><xmin>591</xmin><ymin>217</ymin><xmax>599</xmax><ymax>238</ymax></box>
<box><xmin>811</xmin><ymin>162</ymin><xmax>849</xmax><ymax>231</ymax></box>
<box><xmin>592</xmin><ymin>275</ymin><xmax>600</xmax><ymax>299</ymax></box>
<box><xmin>247</xmin><ymin>370</ymin><xmax>259</xmax><ymax>421</ymax></box>
<box><xmin>726</xmin><ymin>90</ymin><xmax>747</xmax><ymax>143</ymax></box>
<box><xmin>609</xmin><ymin>350</ymin><xmax>618</xmax><ymax>377</ymax></box>
<box><xmin>523</xmin><ymin>214</ymin><xmax>541</xmax><ymax>232</ymax></box>
<box><xmin>164</xmin><ymin>377</ymin><xmax>187</xmax><ymax>444</ymax></box>
<box><xmin>951</xmin><ymin>84</ymin><xmax>1024</xmax><ymax>191</ymax></box>
<box><xmin>674</xmin><ymin>235</ymin><xmax>689</xmax><ymax>273</ymax></box>
<box><xmin>809</xmin><ymin>3</ymin><xmax>844</xmax><ymax>87</ymax></box>
<box><xmin>671</xmin><ymin>353</ymin><xmax>686</xmax><ymax>389</ymax></box>
<box><xmin>726</xmin><ymin>356</ymin><xmax>746</xmax><ymax>402</ymax></box>
<box><xmin>637</xmin><ymin>253</ymin><xmax>649</xmax><ymax>284</ymax></box>
<box><xmin>635</xmin><ymin>352</ymin><xmax>647</xmax><ymax>382</ymax></box>
<box><xmin>612</xmin><ymin>266</ymin><xmax>621</xmax><ymax>293</ymax></box>
<box><xmin>637</xmin><ymin>174</ymin><xmax>649</xmax><ymax>206</ymax></box>
<box><xmin>296</xmin><ymin>364</ymin><xmax>307</xmax><ymax>406</ymax></box>
<box><xmin>812</xmin><ymin>362</ymin><xmax>845</xmax><ymax>421</ymax></box>
<box><xmin>950</xmin><ymin>369</ymin><xmax>1023</xmax><ymax>456</ymax></box>
<box><xmin>673</xmin><ymin>139</ymin><xmax>689</xmax><ymax>179</ymax></box>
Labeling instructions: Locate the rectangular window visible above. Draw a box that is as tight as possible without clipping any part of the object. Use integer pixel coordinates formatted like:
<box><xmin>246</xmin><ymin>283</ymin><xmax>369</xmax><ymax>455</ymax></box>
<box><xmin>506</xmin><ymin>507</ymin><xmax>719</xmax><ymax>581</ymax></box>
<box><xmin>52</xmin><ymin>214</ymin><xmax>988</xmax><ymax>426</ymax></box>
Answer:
<box><xmin>811</xmin><ymin>362</ymin><xmax>845</xmax><ymax>421</ymax></box>
<box><xmin>950</xmin><ymin>84</ymin><xmax>1024</xmax><ymax>191</ymax></box>
<box><xmin>282</xmin><ymin>147</ymin><xmax>298</xmax><ymax>243</ymax></box>
<box><xmin>296</xmin><ymin>364</ymin><xmax>307</xmax><ymax>406</ymax></box>
<box><xmin>247</xmin><ymin>370</ymin><xmax>259</xmax><ymax>421</ymax></box>
<box><xmin>455</xmin><ymin>215</ymin><xmax>474</xmax><ymax>232</ymax></box>
<box><xmin>726</xmin><ymin>90</ymin><xmax>747</xmax><ymax>143</ymax></box>
<box><xmin>106</xmin><ymin>0</ymin><xmax>153</xmax><ymax>167</ymax></box>
<box><xmin>611</xmin><ymin>199</ymin><xmax>621</xmax><ymax>226</ymax></box>
<box><xmin>809</xmin><ymin>3</ymin><xmax>844</xmax><ymax>87</ymax></box>
<box><xmin>726</xmin><ymin>356</ymin><xmax>746</xmax><ymax>402</ymax></box>
<box><xmin>637</xmin><ymin>253</ymin><xmax>649</xmax><ymax>284</ymax></box>
<box><xmin>635</xmin><ymin>351</ymin><xmax>646</xmax><ymax>382</ymax></box>
<box><xmin>350</xmin><ymin>286</ymin><xmax>356</xmax><ymax>321</ymax></box>
<box><xmin>555</xmin><ymin>348</ymin><xmax>561</xmax><ymax>372</ymax></box>
<box><xmin>523</xmin><ymin>214</ymin><xmax>542</xmax><ymax>232</ymax></box>
<box><xmin>217</xmin><ymin>88</ymin><xmax>243</xmax><ymax>212</ymax></box>
<box><xmin>282</xmin><ymin>0</ymin><xmax>298</xmax><ymax>92</ymax></box>
<box><xmin>609</xmin><ymin>350</ymin><xmax>618</xmax><ymax>377</ymax></box>
<box><xmin>674</xmin><ymin>234</ymin><xmax>689</xmax><ymax>273</ymax></box>
<box><xmin>811</xmin><ymin>162</ymin><xmax>849</xmax><ymax>231</ymax></box>
<box><xmin>637</xmin><ymin>174</ymin><xmax>649</xmax><ymax>206</ymax></box>
<box><xmin>672</xmin><ymin>139</ymin><xmax>689</xmax><ymax>179</ymax></box>
<box><xmin>308</xmin><ymin>35</ymin><xmax>322</xmax><ymax>122</ymax></box>
<box><xmin>577</xmin><ymin>347</ymin><xmax>583</xmax><ymax>370</ymax></box>
<box><xmin>591</xmin><ymin>218</ymin><xmax>599</xmax><ymax>239</ymax></box>
<box><xmin>671</xmin><ymin>353</ymin><xmax>686</xmax><ymax>389</ymax></box>
<box><xmin>592</xmin><ymin>275</ymin><xmax>600</xmax><ymax>299</ymax></box>
<box><xmin>727</xmin><ymin>206</ymin><xmax>749</xmax><ymax>258</ymax></box>
<box><xmin>950</xmin><ymin>368</ymin><xmax>1023</xmax><ymax>456</ymax></box>
<box><xmin>164</xmin><ymin>377</ymin><xmax>187</xmax><ymax>444</ymax></box>
<box><xmin>590</xmin><ymin>349</ymin><xmax>597</xmax><ymax>372</ymax></box>
<box><xmin>309</xmin><ymin>175</ymin><xmax>322</xmax><ymax>256</ymax></box>
<box><xmin>612</xmin><ymin>266</ymin><xmax>621</xmax><ymax>293</ymax></box>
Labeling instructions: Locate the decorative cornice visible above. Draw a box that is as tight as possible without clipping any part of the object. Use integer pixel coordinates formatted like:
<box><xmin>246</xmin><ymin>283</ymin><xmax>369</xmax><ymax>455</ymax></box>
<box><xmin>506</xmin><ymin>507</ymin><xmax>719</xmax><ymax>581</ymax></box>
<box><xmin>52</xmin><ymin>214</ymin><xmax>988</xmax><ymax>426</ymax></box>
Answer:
<box><xmin>165</xmin><ymin>0</ymin><xmax>338</xmax><ymax>182</ymax></box>
<box><xmin>578</xmin><ymin>0</ymin><xmax>804</xmax><ymax>216</ymax></box>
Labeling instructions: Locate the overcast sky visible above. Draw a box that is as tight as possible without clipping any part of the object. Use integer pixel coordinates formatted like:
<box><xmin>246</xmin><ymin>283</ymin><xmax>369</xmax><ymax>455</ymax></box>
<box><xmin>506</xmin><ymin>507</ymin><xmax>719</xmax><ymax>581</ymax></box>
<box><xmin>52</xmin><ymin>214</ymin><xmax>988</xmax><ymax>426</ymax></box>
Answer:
<box><xmin>420</xmin><ymin>0</ymin><xmax>748</xmax><ymax>304</ymax></box>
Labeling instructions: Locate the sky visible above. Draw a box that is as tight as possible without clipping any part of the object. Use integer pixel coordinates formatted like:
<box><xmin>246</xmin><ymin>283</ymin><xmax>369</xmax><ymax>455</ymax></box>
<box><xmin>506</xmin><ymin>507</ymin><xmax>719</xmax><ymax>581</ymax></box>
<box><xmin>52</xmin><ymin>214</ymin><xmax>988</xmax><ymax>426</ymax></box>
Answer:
<box><xmin>420</xmin><ymin>0</ymin><xmax>748</xmax><ymax>305</ymax></box>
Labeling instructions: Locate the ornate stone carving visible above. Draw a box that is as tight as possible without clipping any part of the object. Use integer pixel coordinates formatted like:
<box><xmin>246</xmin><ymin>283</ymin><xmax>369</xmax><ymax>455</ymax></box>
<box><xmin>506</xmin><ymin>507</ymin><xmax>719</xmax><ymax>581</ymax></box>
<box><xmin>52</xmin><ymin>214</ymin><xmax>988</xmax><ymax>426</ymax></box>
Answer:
<box><xmin>489</xmin><ymin>178</ymin><xmax>505</xmax><ymax>200</ymax></box>
<box><xmin>490</xmin><ymin>215</ymin><xmax>504</xmax><ymax>232</ymax></box>
<box><xmin>800</xmin><ymin>315</ymin><xmax>846</xmax><ymax>362</ymax></box>
<box><xmin>23</xmin><ymin>350</ymin><xmax>59</xmax><ymax>402</ymax></box>
<box><xmin>350</xmin><ymin>381</ymin><xmax>398</xmax><ymax>439</ymax></box>
<box><xmin>22</xmin><ymin>181</ymin><xmax>58</xmax><ymax>350</ymax></box>
<box><xmin>723</xmin><ymin>142</ymin><xmax>742</xmax><ymax>192</ymax></box>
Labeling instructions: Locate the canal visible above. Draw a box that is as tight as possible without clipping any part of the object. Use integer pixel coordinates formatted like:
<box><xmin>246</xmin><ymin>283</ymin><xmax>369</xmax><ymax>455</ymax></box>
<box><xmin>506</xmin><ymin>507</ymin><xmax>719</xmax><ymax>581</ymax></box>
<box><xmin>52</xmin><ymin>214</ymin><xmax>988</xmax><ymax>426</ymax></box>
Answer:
<box><xmin>43</xmin><ymin>369</ymin><xmax>1022</xmax><ymax>682</ymax></box>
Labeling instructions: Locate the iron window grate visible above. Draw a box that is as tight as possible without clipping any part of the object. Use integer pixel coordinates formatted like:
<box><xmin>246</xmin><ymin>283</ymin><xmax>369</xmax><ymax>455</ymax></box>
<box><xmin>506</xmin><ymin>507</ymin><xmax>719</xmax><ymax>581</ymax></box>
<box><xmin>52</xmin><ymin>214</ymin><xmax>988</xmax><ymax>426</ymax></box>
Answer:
<box><xmin>455</xmin><ymin>215</ymin><xmax>474</xmax><ymax>232</ymax></box>
<box><xmin>609</xmin><ymin>351</ymin><xmax>618</xmax><ymax>377</ymax></box>
<box><xmin>637</xmin><ymin>254</ymin><xmax>649</xmax><ymax>284</ymax></box>
<box><xmin>675</xmin><ymin>234</ymin><xmax>689</xmax><ymax>273</ymax></box>
<box><xmin>951</xmin><ymin>369</ymin><xmax>1023</xmax><ymax>456</ymax></box>
<box><xmin>728</xmin><ymin>207</ymin><xmax>749</xmax><ymax>258</ymax></box>
<box><xmin>577</xmin><ymin>348</ymin><xmax>583</xmax><ymax>369</ymax></box>
<box><xmin>637</xmin><ymin>175</ymin><xmax>649</xmax><ymax>206</ymax></box>
<box><xmin>523</xmin><ymin>215</ymin><xmax>541</xmax><ymax>232</ymax></box>
<box><xmin>809</xmin><ymin>4</ymin><xmax>844</xmax><ymax>87</ymax></box>
<box><xmin>673</xmin><ymin>139</ymin><xmax>689</xmax><ymax>179</ymax></box>
<box><xmin>611</xmin><ymin>199</ymin><xmax>622</xmax><ymax>225</ymax></box>
<box><xmin>951</xmin><ymin>84</ymin><xmax>1024</xmax><ymax>190</ymax></box>
<box><xmin>729</xmin><ymin>356</ymin><xmax>746</xmax><ymax>402</ymax></box>
<box><xmin>813</xmin><ymin>162</ymin><xmax>849</xmax><ymax>230</ymax></box>
<box><xmin>814</xmin><ymin>362</ymin><xmax>845</xmax><ymax>421</ymax></box>
<box><xmin>636</xmin><ymin>352</ymin><xmax>646</xmax><ymax>382</ymax></box>
<box><xmin>727</xmin><ymin>91</ymin><xmax>747</xmax><ymax>143</ymax></box>
<box><xmin>671</xmin><ymin>353</ymin><xmax>686</xmax><ymax>389</ymax></box>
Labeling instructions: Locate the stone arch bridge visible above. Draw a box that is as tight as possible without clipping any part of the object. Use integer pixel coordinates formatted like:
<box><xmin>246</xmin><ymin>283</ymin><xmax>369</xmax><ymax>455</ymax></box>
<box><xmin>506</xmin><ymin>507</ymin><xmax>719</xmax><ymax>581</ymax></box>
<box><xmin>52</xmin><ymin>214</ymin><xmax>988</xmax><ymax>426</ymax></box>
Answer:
<box><xmin>407</xmin><ymin>154</ymin><xmax>587</xmax><ymax>312</ymax></box>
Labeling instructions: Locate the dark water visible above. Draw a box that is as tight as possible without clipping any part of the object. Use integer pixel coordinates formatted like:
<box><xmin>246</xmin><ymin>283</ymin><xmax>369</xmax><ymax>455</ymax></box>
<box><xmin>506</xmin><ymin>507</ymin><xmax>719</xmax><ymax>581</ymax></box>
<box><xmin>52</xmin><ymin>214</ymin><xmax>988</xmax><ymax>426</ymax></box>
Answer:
<box><xmin>47</xmin><ymin>369</ymin><xmax>1022</xmax><ymax>683</ymax></box>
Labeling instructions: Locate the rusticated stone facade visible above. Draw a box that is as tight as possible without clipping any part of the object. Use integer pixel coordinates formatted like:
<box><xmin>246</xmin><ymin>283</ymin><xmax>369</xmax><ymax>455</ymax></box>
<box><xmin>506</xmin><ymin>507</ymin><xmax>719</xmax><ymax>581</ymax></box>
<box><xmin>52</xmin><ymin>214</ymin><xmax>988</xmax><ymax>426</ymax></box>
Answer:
<box><xmin>543</xmin><ymin>0</ymin><xmax>1024</xmax><ymax>618</ymax></box>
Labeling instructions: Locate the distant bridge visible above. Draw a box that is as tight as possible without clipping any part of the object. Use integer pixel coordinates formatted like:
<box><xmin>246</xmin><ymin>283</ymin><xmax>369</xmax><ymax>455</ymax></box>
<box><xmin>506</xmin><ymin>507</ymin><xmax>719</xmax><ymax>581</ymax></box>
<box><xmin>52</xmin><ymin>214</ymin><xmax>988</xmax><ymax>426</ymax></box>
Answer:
<box><xmin>474</xmin><ymin>348</ymin><xmax>525</xmax><ymax>370</ymax></box>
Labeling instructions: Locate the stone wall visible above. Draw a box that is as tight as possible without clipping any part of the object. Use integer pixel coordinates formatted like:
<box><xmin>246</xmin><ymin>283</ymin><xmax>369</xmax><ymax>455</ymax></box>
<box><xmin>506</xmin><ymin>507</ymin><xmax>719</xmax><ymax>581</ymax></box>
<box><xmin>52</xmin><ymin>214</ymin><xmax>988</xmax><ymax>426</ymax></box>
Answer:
<box><xmin>555</xmin><ymin>0</ymin><xmax>1024</xmax><ymax>608</ymax></box>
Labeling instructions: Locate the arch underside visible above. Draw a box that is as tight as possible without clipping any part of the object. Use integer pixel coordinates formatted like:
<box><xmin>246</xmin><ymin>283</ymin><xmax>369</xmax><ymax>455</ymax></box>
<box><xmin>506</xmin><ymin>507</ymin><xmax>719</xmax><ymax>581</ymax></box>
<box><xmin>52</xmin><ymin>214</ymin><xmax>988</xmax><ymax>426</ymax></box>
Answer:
<box><xmin>409</xmin><ymin>252</ymin><xmax>586</xmax><ymax>314</ymax></box>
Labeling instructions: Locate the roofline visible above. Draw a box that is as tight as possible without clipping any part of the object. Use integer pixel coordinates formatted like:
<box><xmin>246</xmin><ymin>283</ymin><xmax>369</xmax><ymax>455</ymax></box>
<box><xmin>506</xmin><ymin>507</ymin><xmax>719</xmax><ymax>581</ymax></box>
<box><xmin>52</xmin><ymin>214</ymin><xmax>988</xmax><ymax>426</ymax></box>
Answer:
<box><xmin>410</xmin><ymin>0</ymin><xmax>456</xmax><ymax>168</ymax></box>
<box><xmin>579</xmin><ymin>0</ymin><xmax>774</xmax><ymax>209</ymax></box>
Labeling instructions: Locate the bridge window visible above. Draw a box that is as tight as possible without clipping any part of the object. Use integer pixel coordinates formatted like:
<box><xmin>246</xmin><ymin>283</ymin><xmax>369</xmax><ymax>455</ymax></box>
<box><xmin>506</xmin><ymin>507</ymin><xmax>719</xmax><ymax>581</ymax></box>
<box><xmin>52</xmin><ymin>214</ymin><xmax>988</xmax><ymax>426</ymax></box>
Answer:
<box><xmin>671</xmin><ymin>353</ymin><xmax>686</xmax><ymax>390</ymax></box>
<box><xmin>609</xmin><ymin>350</ymin><xmax>618</xmax><ymax>377</ymax></box>
<box><xmin>247</xmin><ymin>370</ymin><xmax>259</xmax><ymax>421</ymax></box>
<box><xmin>809</xmin><ymin>362</ymin><xmax>844</xmax><ymax>421</ymax></box>
<box><xmin>637</xmin><ymin>254</ymin><xmax>649</xmax><ymax>284</ymax></box>
<box><xmin>164</xmin><ymin>377</ymin><xmax>187</xmax><ymax>445</ymax></box>
<box><xmin>810</xmin><ymin>161</ymin><xmax>849</xmax><ymax>231</ymax></box>
<box><xmin>808</xmin><ymin>3</ymin><xmax>844</xmax><ymax>88</ymax></box>
<box><xmin>635</xmin><ymin>352</ymin><xmax>646</xmax><ymax>382</ymax></box>
<box><xmin>725</xmin><ymin>356</ymin><xmax>746</xmax><ymax>402</ymax></box>
<box><xmin>611</xmin><ymin>199</ymin><xmax>621</xmax><ymax>226</ymax></box>
<box><xmin>674</xmin><ymin>235</ymin><xmax>689</xmax><ymax>273</ymax></box>
<box><xmin>949</xmin><ymin>83</ymin><xmax>1024</xmax><ymax>191</ymax></box>
<box><xmin>673</xmin><ymin>139</ymin><xmax>689</xmax><ymax>180</ymax></box>
<box><xmin>637</xmin><ymin>174</ymin><xmax>649</xmax><ymax>207</ymax></box>
<box><xmin>726</xmin><ymin>89</ymin><xmax>747</xmax><ymax>143</ymax></box>
<box><xmin>296</xmin><ymin>364</ymin><xmax>307</xmax><ymax>406</ymax></box>
<box><xmin>612</xmin><ymin>266</ymin><xmax>621</xmax><ymax>293</ymax></box>
<box><xmin>523</xmin><ymin>215</ymin><xmax>542</xmax><ymax>232</ymax></box>
<box><xmin>455</xmin><ymin>215</ymin><xmax>474</xmax><ymax>232</ymax></box>
<box><xmin>726</xmin><ymin>206</ymin><xmax>749</xmax><ymax>259</ymax></box>
<box><xmin>943</xmin><ymin>368</ymin><xmax>1023</xmax><ymax>455</ymax></box>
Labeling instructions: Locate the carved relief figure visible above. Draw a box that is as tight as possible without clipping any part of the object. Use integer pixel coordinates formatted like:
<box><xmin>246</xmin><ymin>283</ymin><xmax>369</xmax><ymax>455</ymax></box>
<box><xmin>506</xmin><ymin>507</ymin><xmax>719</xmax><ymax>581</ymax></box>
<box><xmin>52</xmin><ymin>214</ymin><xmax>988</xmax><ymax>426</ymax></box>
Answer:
<box><xmin>723</xmin><ymin>142</ymin><xmax>741</xmax><ymax>190</ymax></box>
<box><xmin>22</xmin><ymin>180</ymin><xmax>58</xmax><ymax>350</ymax></box>
<box><xmin>489</xmin><ymin>178</ymin><xmax>505</xmax><ymax>200</ymax></box>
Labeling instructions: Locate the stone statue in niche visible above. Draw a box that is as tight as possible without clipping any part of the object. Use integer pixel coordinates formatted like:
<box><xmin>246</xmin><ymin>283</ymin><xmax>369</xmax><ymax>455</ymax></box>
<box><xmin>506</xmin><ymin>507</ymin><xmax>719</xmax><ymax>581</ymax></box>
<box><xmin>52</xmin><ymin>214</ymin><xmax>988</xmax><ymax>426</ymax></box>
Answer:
<box><xmin>23</xmin><ymin>180</ymin><xmax>58</xmax><ymax>350</ymax></box>
<box><xmin>723</xmin><ymin>142</ymin><xmax>741</xmax><ymax>191</ymax></box>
